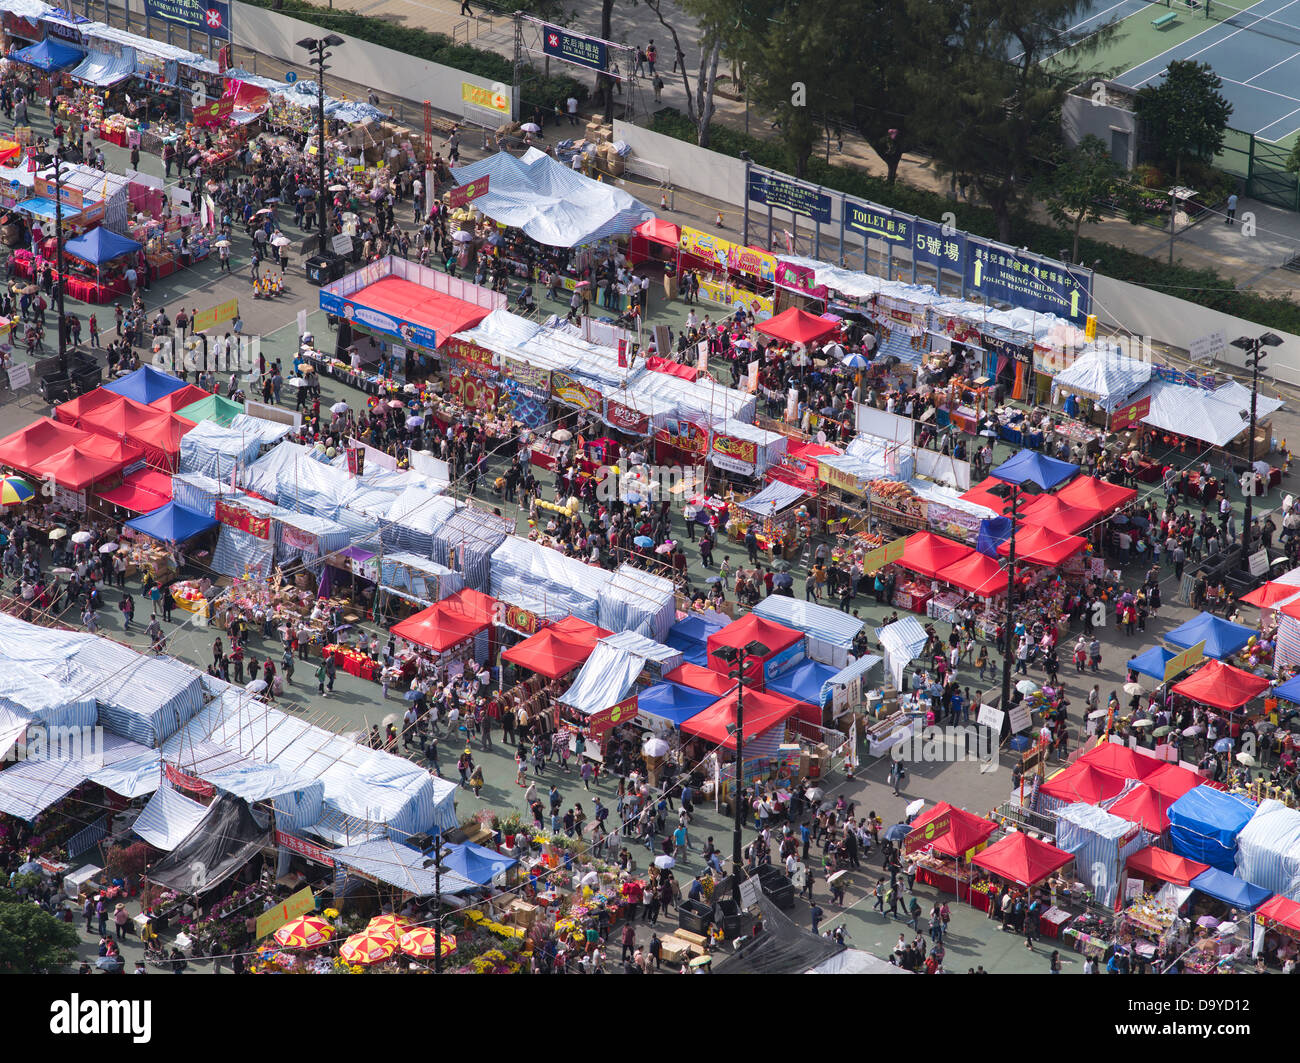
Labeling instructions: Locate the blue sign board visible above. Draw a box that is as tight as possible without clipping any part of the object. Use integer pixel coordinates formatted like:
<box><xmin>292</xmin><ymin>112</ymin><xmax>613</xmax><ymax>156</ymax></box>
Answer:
<box><xmin>144</xmin><ymin>0</ymin><xmax>229</xmax><ymax>39</ymax></box>
<box><xmin>541</xmin><ymin>24</ymin><xmax>607</xmax><ymax>71</ymax></box>
<box><xmin>963</xmin><ymin>238</ymin><xmax>1092</xmax><ymax>323</ymax></box>
<box><xmin>844</xmin><ymin>201</ymin><xmax>910</xmax><ymax>244</ymax></box>
<box><xmin>910</xmin><ymin>217</ymin><xmax>965</xmax><ymax>273</ymax></box>
<box><xmin>284</xmin><ymin>71</ymin><xmax>297</xmax><ymax>83</ymax></box>
<box><xmin>320</xmin><ymin>291</ymin><xmax>438</xmax><ymax>350</ymax></box>
<box><xmin>747</xmin><ymin>172</ymin><xmax>833</xmax><ymax>224</ymax></box>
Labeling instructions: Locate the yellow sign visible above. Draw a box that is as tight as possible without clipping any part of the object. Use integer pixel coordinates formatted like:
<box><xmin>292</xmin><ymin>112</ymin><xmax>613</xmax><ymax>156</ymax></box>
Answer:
<box><xmin>679</xmin><ymin>225</ymin><xmax>732</xmax><ymax>267</ymax></box>
<box><xmin>818</xmin><ymin>461</ymin><xmax>865</xmax><ymax>497</ymax></box>
<box><xmin>1164</xmin><ymin>639</ymin><xmax>1206</xmax><ymax>684</ymax></box>
<box><xmin>862</xmin><ymin>535</ymin><xmax>907</xmax><ymax>574</ymax></box>
<box><xmin>192</xmin><ymin>298</ymin><xmax>239</xmax><ymax>334</ymax></box>
<box><xmin>461</xmin><ymin>82</ymin><xmax>510</xmax><ymax>115</ymax></box>
<box><xmin>254</xmin><ymin>886</ymin><xmax>316</xmax><ymax>940</ymax></box>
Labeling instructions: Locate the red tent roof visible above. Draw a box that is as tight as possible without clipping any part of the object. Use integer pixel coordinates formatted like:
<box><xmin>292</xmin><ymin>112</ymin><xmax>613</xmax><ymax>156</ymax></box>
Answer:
<box><xmin>54</xmin><ymin>388</ymin><xmax>121</xmax><ymax>426</ymax></box>
<box><xmin>1125</xmin><ymin>845</ymin><xmax>1209</xmax><ymax>887</ymax></box>
<box><xmin>938</xmin><ymin>551</ymin><xmax>1006</xmax><ymax>596</ymax></box>
<box><xmin>755</xmin><ymin>306</ymin><xmax>839</xmax><ymax>346</ymax></box>
<box><xmin>391</xmin><ymin>604</ymin><xmax>486</xmax><ymax>653</ymax></box>
<box><xmin>664</xmin><ymin>662</ymin><xmax>737</xmax><ymax>697</ymax></box>
<box><xmin>960</xmin><ymin>477</ymin><xmax>1012</xmax><ymax>514</ymax></box>
<box><xmin>351</xmin><ymin>275</ymin><xmax>491</xmax><ymax>349</ymax></box>
<box><xmin>706</xmin><ymin>613</ymin><xmax>803</xmax><ymax>684</ymax></box>
<box><xmin>30</xmin><ymin>445</ymin><xmax>129</xmax><ymax>491</ymax></box>
<box><xmin>437</xmin><ymin>588</ymin><xmax>499</xmax><ymax>626</ymax></box>
<box><xmin>644</xmin><ymin>356</ymin><xmax>697</xmax><ymax>382</ymax></box>
<box><xmin>1056</xmin><ymin>474</ymin><xmax>1137</xmax><ymax>515</ymax></box>
<box><xmin>900</xmin><ymin>532</ymin><xmax>974</xmax><ymax>579</ymax></box>
<box><xmin>1017</xmin><ymin>493</ymin><xmax>1104</xmax><ymax>536</ymax></box>
<box><xmin>1240</xmin><ymin>581</ymin><xmax>1300</xmax><ymax>609</ymax></box>
<box><xmin>97</xmin><ymin>468</ymin><xmax>173</xmax><ymax>513</ymax></box>
<box><xmin>502</xmin><ymin>616</ymin><xmax>611</xmax><ymax>679</ymax></box>
<box><xmin>681</xmin><ymin>688</ymin><xmax>804</xmax><ymax>750</ymax></box>
<box><xmin>1143</xmin><ymin>761</ymin><xmax>1203</xmax><ymax>801</ymax></box>
<box><xmin>909</xmin><ymin>802</ymin><xmax>997</xmax><ymax>859</ymax></box>
<box><xmin>1107</xmin><ymin>783</ymin><xmax>1175</xmax><ymax>834</ymax></box>
<box><xmin>548</xmin><ymin>615</ymin><xmax>613</xmax><ymax>643</ymax></box>
<box><xmin>78</xmin><ymin>434</ymin><xmax>147</xmax><ymax>467</ymax></box>
<box><xmin>1078</xmin><ymin>741</ymin><xmax>1162</xmax><ymax>780</ymax></box>
<box><xmin>0</xmin><ymin>417</ymin><xmax>95</xmax><ymax>473</ymax></box>
<box><xmin>1040</xmin><ymin>761</ymin><xmax>1129</xmax><ymax>804</ymax></box>
<box><xmin>996</xmin><ymin>522</ymin><xmax>1086</xmax><ymax>566</ymax></box>
<box><xmin>972</xmin><ymin>832</ymin><xmax>1073</xmax><ymax>887</ymax></box>
<box><xmin>150</xmin><ymin>384</ymin><xmax>212</xmax><ymax>414</ymax></box>
<box><xmin>74</xmin><ymin>394</ymin><xmax>196</xmax><ymax>471</ymax></box>
<box><xmin>633</xmin><ymin>217</ymin><xmax>680</xmax><ymax>246</ymax></box>
<box><xmin>1172</xmin><ymin>659</ymin><xmax>1270</xmax><ymax>711</ymax></box>
<box><xmin>1257</xmin><ymin>894</ymin><xmax>1300</xmax><ymax>933</ymax></box>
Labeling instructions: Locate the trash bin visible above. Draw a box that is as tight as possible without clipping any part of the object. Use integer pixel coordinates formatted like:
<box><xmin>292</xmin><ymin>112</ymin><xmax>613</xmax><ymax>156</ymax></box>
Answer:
<box><xmin>305</xmin><ymin>255</ymin><xmax>332</xmax><ymax>285</ymax></box>
<box><xmin>715</xmin><ymin>899</ymin><xmax>742</xmax><ymax>939</ymax></box>
<box><xmin>677</xmin><ymin>899</ymin><xmax>714</xmax><ymax>935</ymax></box>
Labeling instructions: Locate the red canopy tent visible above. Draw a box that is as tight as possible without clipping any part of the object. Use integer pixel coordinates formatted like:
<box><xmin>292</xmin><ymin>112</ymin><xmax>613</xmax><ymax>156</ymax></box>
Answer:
<box><xmin>1039</xmin><ymin>761</ymin><xmax>1129</xmax><ymax>805</ymax></box>
<box><xmin>644</xmin><ymin>356</ymin><xmax>697</xmax><ymax>382</ymax></box>
<box><xmin>342</xmin><ymin>276</ymin><xmax>491</xmax><ymax>349</ymax></box>
<box><xmin>664</xmin><ymin>662</ymin><xmax>737</xmax><ymax>697</ymax></box>
<box><xmin>1056</xmin><ymin>474</ymin><xmax>1137</xmax><ymax>515</ymax></box>
<box><xmin>0</xmin><ymin>417</ymin><xmax>95</xmax><ymax>474</ymax></box>
<box><xmin>996</xmin><ymin>522</ymin><xmax>1086</xmax><ymax>566</ymax></box>
<box><xmin>900</xmin><ymin>532</ymin><xmax>974</xmax><ymax>579</ymax></box>
<box><xmin>1108</xmin><ymin>783</ymin><xmax>1176</xmax><ymax>834</ymax></box>
<box><xmin>706</xmin><ymin>613</ymin><xmax>803</xmax><ymax>686</ymax></box>
<box><xmin>30</xmin><ymin>446</ymin><xmax>130</xmax><ymax>491</ymax></box>
<box><xmin>150</xmin><ymin>384</ymin><xmax>212</xmax><ymax>414</ymax></box>
<box><xmin>972</xmin><ymin>832</ymin><xmax>1073</xmax><ymax>887</ymax></box>
<box><xmin>97</xmin><ymin>468</ymin><xmax>173</xmax><ymax>513</ymax></box>
<box><xmin>1240</xmin><ymin>581</ymin><xmax>1300</xmax><ymax>609</ymax></box>
<box><xmin>755</xmin><ymin>307</ymin><xmax>838</xmax><ymax>347</ymax></box>
<box><xmin>1172</xmin><ymin>659</ymin><xmax>1270</xmax><ymax>711</ymax></box>
<box><xmin>502</xmin><ymin>616</ymin><xmax>612</xmax><ymax>679</ymax></box>
<box><xmin>908</xmin><ymin>802</ymin><xmax>997</xmax><ymax>859</ymax></box>
<box><xmin>78</xmin><ymin>435</ymin><xmax>147</xmax><ymax>467</ymax></box>
<box><xmin>1078</xmin><ymin>741</ymin><xmax>1162</xmax><ymax>781</ymax></box>
<box><xmin>960</xmin><ymin>476</ymin><xmax>1013</xmax><ymax>514</ymax></box>
<box><xmin>1143</xmin><ymin>761</ymin><xmax>1203</xmax><ymax>801</ymax></box>
<box><xmin>54</xmin><ymin>388</ymin><xmax>121</xmax><ymax>426</ymax></box>
<box><xmin>937</xmin><ymin>551</ymin><xmax>1006</xmax><ymax>596</ymax></box>
<box><xmin>633</xmin><ymin>218</ymin><xmax>680</xmax><ymax>246</ymax></box>
<box><xmin>1017</xmin><ymin>493</ymin><xmax>1104</xmax><ymax>536</ymax></box>
<box><xmin>1125</xmin><ymin>845</ymin><xmax>1209</xmax><ymax>887</ymax></box>
<box><xmin>437</xmin><ymin>588</ymin><xmax>499</xmax><ymax>626</ymax></box>
<box><xmin>71</xmin><ymin>394</ymin><xmax>196</xmax><ymax>472</ymax></box>
<box><xmin>1256</xmin><ymin>894</ymin><xmax>1300</xmax><ymax>935</ymax></box>
<box><xmin>391</xmin><ymin>606</ymin><xmax>487</xmax><ymax>653</ymax></box>
<box><xmin>681</xmin><ymin>688</ymin><xmax>805</xmax><ymax>750</ymax></box>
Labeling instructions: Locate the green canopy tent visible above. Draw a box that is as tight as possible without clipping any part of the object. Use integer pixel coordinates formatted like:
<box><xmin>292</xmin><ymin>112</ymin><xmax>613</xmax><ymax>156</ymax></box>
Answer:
<box><xmin>178</xmin><ymin>394</ymin><xmax>244</xmax><ymax>427</ymax></box>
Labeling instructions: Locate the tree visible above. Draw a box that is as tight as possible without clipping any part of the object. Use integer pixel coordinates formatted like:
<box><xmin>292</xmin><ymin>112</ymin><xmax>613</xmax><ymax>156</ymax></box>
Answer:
<box><xmin>649</xmin><ymin>0</ymin><xmax>725</xmax><ymax>146</ymax></box>
<box><xmin>845</xmin><ymin>0</ymin><xmax>925</xmax><ymax>184</ymax></box>
<box><xmin>907</xmin><ymin>0</ymin><xmax>1110</xmax><ymax>241</ymax></box>
<box><xmin>1041</xmin><ymin>135</ymin><xmax>1142</xmax><ymax>260</ymax></box>
<box><xmin>1135</xmin><ymin>60</ymin><xmax>1232</xmax><ymax>186</ymax></box>
<box><xmin>0</xmin><ymin>889</ymin><xmax>78</xmax><ymax>974</ymax></box>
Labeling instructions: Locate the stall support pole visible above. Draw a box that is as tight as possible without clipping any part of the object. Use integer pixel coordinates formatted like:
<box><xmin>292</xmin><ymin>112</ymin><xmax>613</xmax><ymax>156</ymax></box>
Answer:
<box><xmin>53</xmin><ymin>133</ymin><xmax>68</xmax><ymax>377</ymax></box>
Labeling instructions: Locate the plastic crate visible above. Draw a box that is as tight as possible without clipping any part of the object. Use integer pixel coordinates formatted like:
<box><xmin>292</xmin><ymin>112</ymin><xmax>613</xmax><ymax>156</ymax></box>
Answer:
<box><xmin>677</xmin><ymin>899</ymin><xmax>714</xmax><ymax>935</ymax></box>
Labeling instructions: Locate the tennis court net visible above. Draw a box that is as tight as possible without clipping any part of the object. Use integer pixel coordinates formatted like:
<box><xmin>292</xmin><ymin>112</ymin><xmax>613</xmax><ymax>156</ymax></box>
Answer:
<box><xmin>1205</xmin><ymin>0</ymin><xmax>1300</xmax><ymax>51</ymax></box>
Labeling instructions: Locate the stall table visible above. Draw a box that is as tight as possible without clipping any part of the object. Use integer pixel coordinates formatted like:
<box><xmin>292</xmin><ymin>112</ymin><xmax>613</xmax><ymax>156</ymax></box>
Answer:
<box><xmin>322</xmin><ymin>644</ymin><xmax>377</xmax><ymax>680</ymax></box>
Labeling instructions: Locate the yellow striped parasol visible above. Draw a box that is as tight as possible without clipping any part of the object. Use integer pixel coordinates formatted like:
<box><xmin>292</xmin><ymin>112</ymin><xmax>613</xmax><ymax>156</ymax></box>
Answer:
<box><xmin>339</xmin><ymin>929</ymin><xmax>397</xmax><ymax>964</ymax></box>
<box><xmin>366</xmin><ymin>913</ymin><xmax>409</xmax><ymax>938</ymax></box>
<box><xmin>397</xmin><ymin>926</ymin><xmax>456</xmax><ymax>958</ymax></box>
<box><xmin>272</xmin><ymin>915</ymin><xmax>335</xmax><ymax>949</ymax></box>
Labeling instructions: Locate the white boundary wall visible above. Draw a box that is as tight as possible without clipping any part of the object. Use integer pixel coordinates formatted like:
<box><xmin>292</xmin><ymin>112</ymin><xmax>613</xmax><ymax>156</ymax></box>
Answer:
<box><xmin>613</xmin><ymin>119</ymin><xmax>746</xmax><ymax>206</ymax></box>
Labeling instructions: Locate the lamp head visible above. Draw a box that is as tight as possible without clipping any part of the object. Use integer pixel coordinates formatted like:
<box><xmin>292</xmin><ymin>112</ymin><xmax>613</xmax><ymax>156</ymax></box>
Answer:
<box><xmin>296</xmin><ymin>37</ymin><xmax>319</xmax><ymax>50</ymax></box>
<box><xmin>744</xmin><ymin>640</ymin><xmax>770</xmax><ymax>657</ymax></box>
<box><xmin>323</xmin><ymin>33</ymin><xmax>345</xmax><ymax>47</ymax></box>
<box><xmin>714</xmin><ymin>645</ymin><xmax>739</xmax><ymax>664</ymax></box>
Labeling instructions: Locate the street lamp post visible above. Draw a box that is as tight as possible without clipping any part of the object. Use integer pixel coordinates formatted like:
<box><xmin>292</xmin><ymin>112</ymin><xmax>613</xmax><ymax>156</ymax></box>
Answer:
<box><xmin>423</xmin><ymin>842</ymin><xmax>451</xmax><ymax>974</ymax></box>
<box><xmin>714</xmin><ymin>638</ymin><xmax>769</xmax><ymax>905</ymax></box>
<box><xmin>991</xmin><ymin>483</ymin><xmax>1024</xmax><ymax>717</ymax></box>
<box><xmin>52</xmin><ymin>132</ymin><xmax>69</xmax><ymax>376</ymax></box>
<box><xmin>1230</xmin><ymin>332</ymin><xmax>1282</xmax><ymax>572</ymax></box>
<box><xmin>297</xmin><ymin>34</ymin><xmax>345</xmax><ymax>258</ymax></box>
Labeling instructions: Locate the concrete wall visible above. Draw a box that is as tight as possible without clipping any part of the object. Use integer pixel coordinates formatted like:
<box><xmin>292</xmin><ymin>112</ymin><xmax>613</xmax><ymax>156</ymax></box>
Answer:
<box><xmin>1062</xmin><ymin>92</ymin><xmax>1138</xmax><ymax>170</ymax></box>
<box><xmin>230</xmin><ymin>1</ymin><xmax>515</xmax><ymax>120</ymax></box>
<box><xmin>613</xmin><ymin>119</ymin><xmax>746</xmax><ymax>206</ymax></box>
<box><xmin>1093</xmin><ymin>273</ymin><xmax>1300</xmax><ymax>389</ymax></box>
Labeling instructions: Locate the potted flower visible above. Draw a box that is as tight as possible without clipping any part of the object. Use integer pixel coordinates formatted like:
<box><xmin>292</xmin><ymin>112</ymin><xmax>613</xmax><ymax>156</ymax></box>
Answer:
<box><xmin>500</xmin><ymin>813</ymin><xmax>525</xmax><ymax>849</ymax></box>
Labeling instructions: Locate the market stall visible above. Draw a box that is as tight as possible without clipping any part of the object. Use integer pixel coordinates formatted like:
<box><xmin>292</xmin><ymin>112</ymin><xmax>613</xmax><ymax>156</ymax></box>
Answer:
<box><xmin>1164</xmin><ymin>612</ymin><xmax>1256</xmax><ymax>661</ymax></box>
<box><xmin>1054</xmin><ymin>803</ymin><xmax>1152</xmax><ymax>910</ymax></box>
<box><xmin>971</xmin><ymin>832</ymin><xmax>1073</xmax><ymax>889</ymax></box>
<box><xmin>1167</xmin><ymin>785</ymin><xmax>1258</xmax><ymax>872</ymax></box>
<box><xmin>501</xmin><ymin>616</ymin><xmax>612</xmax><ymax>680</ymax></box>
<box><xmin>96</xmin><ymin>467</ymin><xmax>172</xmax><ymax>514</ymax></box>
<box><xmin>1170</xmin><ymin>660</ymin><xmax>1270</xmax><ymax>712</ymax></box>
<box><xmin>906</xmin><ymin>802</ymin><xmax>998</xmax><ymax>906</ymax></box>
<box><xmin>705</xmin><ymin>613</ymin><xmax>805</xmax><ymax>687</ymax></box>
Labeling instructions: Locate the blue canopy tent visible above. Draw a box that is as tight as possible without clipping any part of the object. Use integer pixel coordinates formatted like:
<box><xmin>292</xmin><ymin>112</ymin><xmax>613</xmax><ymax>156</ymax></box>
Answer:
<box><xmin>1164</xmin><ymin>612</ymin><xmax>1255</xmax><ymax>660</ymax></box>
<box><xmin>767</xmin><ymin>657</ymin><xmax>838</xmax><ymax>705</ymax></box>
<box><xmin>1128</xmin><ymin>646</ymin><xmax>1176</xmax><ymax>682</ymax></box>
<box><xmin>1189</xmin><ymin>867</ymin><xmax>1272</xmax><ymax>912</ymax></box>
<box><xmin>666</xmin><ymin>615</ymin><xmax>726</xmax><ymax>666</ymax></box>
<box><xmin>63</xmin><ymin>226</ymin><xmax>142</xmax><ymax>277</ymax></box>
<box><xmin>105</xmin><ymin>365</ymin><xmax>187</xmax><ymax>404</ymax></box>
<box><xmin>11</xmin><ymin>38</ymin><xmax>84</xmax><ymax>71</ymax></box>
<box><xmin>636</xmin><ymin>681</ymin><xmax>717</xmax><ymax>727</ymax></box>
<box><xmin>1167</xmin><ymin>785</ymin><xmax>1257</xmax><ymax>872</ymax></box>
<box><xmin>126</xmin><ymin>502</ymin><xmax>217</xmax><ymax>544</ymax></box>
<box><xmin>990</xmin><ymin>450</ymin><xmax>1078</xmax><ymax>491</ymax></box>
<box><xmin>1273</xmin><ymin>674</ymin><xmax>1300</xmax><ymax>705</ymax></box>
<box><xmin>436</xmin><ymin>840</ymin><xmax>518</xmax><ymax>886</ymax></box>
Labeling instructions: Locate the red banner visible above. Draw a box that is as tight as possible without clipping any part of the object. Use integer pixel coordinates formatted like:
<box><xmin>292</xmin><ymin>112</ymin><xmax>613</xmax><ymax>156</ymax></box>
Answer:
<box><xmin>1111</xmin><ymin>395</ymin><xmax>1151</xmax><ymax>432</ymax></box>
<box><xmin>442</xmin><ymin>337</ymin><xmax>496</xmax><ymax>371</ymax></box>
<box><xmin>192</xmin><ymin>98</ymin><xmax>235</xmax><ymax>128</ymax></box>
<box><xmin>449</xmin><ymin>372</ymin><xmax>498</xmax><ymax>411</ymax></box>
<box><xmin>274</xmin><ymin>829</ymin><xmax>335</xmax><ymax>867</ymax></box>
<box><xmin>503</xmin><ymin>603</ymin><xmax>546</xmax><ymax>634</ymax></box>
<box><xmin>586</xmin><ymin>695</ymin><xmax>637</xmax><ymax>747</ymax></box>
<box><xmin>215</xmin><ymin>499</ymin><xmax>272</xmax><ymax>539</ymax></box>
<box><xmin>605</xmin><ymin>398</ymin><xmax>649</xmax><ymax>435</ymax></box>
<box><xmin>711</xmin><ymin>432</ymin><xmax>758</xmax><ymax>467</ymax></box>
<box><xmin>165</xmin><ymin>763</ymin><xmax>216</xmax><ymax>798</ymax></box>
<box><xmin>657</xmin><ymin>419</ymin><xmax>708</xmax><ymax>457</ymax></box>
<box><xmin>446</xmin><ymin>175</ymin><xmax>491</xmax><ymax>209</ymax></box>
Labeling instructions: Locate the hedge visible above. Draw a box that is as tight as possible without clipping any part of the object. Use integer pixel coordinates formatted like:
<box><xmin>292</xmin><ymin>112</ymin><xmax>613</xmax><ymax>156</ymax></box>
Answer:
<box><xmin>650</xmin><ymin>109</ymin><xmax>1300</xmax><ymax>336</ymax></box>
<box><xmin>240</xmin><ymin>0</ymin><xmax>587</xmax><ymax>115</ymax></box>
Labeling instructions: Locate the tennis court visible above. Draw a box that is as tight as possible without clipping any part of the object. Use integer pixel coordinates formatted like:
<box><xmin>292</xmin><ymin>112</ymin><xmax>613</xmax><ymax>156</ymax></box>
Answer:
<box><xmin>1055</xmin><ymin>0</ymin><xmax>1300</xmax><ymax>144</ymax></box>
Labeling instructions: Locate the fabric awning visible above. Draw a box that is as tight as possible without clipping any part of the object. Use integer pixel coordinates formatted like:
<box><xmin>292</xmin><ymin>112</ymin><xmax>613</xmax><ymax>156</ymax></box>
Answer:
<box><xmin>1190</xmin><ymin>867</ymin><xmax>1272</xmax><ymax>912</ymax></box>
<box><xmin>972</xmin><ymin>832</ymin><xmax>1073</xmax><ymax>887</ymax></box>
<box><xmin>332</xmin><ymin>836</ymin><xmax>479</xmax><ymax>895</ymax></box>
<box><xmin>11</xmin><ymin>37</ymin><xmax>84</xmax><ymax>71</ymax></box>
<box><xmin>1164</xmin><ymin>611</ymin><xmax>1255</xmax><ymax>660</ymax></box>
<box><xmin>1171</xmin><ymin>659</ymin><xmax>1270</xmax><ymax>710</ymax></box>
<box><xmin>1125</xmin><ymin>845</ymin><xmax>1210</xmax><ymax>887</ymax></box>
<box><xmin>132</xmin><ymin>783</ymin><xmax>211</xmax><ymax>851</ymax></box>
<box><xmin>738</xmin><ymin>479</ymin><xmax>807</xmax><ymax>516</ymax></box>
<box><xmin>98</xmin><ymin>468</ymin><xmax>173</xmax><ymax>513</ymax></box>
<box><xmin>68</xmin><ymin>49</ymin><xmax>135</xmax><ymax>87</ymax></box>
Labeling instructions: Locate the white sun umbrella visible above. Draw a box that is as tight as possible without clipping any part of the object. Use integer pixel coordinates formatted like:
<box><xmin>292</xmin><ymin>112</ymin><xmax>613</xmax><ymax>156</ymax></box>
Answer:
<box><xmin>452</xmin><ymin>231</ymin><xmax>474</xmax><ymax>243</ymax></box>
<box><xmin>643</xmin><ymin>737</ymin><xmax>669</xmax><ymax>757</ymax></box>
<box><xmin>905</xmin><ymin>798</ymin><xmax>926</xmax><ymax>817</ymax></box>
<box><xmin>1131</xmin><ymin>718</ymin><xmax>1153</xmax><ymax>729</ymax></box>
<box><xmin>98</xmin><ymin>542</ymin><xmax>119</xmax><ymax>553</ymax></box>
<box><xmin>331</xmin><ymin>401</ymin><xmax>350</xmax><ymax>414</ymax></box>
<box><xmin>521</xmin><ymin>122</ymin><xmax>541</xmax><ymax>133</ymax></box>
<box><xmin>822</xmin><ymin>342</ymin><xmax>844</xmax><ymax>359</ymax></box>
<box><xmin>246</xmin><ymin>678</ymin><xmax>268</xmax><ymax>693</ymax></box>
<box><xmin>653</xmin><ymin>854</ymin><xmax>675</xmax><ymax>869</ymax></box>
<box><xmin>1122</xmin><ymin>682</ymin><xmax>1143</xmax><ymax>695</ymax></box>
<box><xmin>1183</xmin><ymin>724</ymin><xmax>1204</xmax><ymax>735</ymax></box>
<box><xmin>552</xmin><ymin>429</ymin><xmax>573</xmax><ymax>442</ymax></box>
<box><xmin>288</xmin><ymin>377</ymin><xmax>306</xmax><ymax>387</ymax></box>
<box><xmin>271</xmin><ymin>234</ymin><xmax>291</xmax><ymax>248</ymax></box>
<box><xmin>71</xmin><ymin>530</ymin><xmax>92</xmax><ymax>544</ymax></box>
<box><xmin>1088</xmin><ymin>708</ymin><xmax>1108</xmax><ymax>720</ymax></box>
<box><xmin>1236</xmin><ymin>751</ymin><xmax>1257</xmax><ymax>766</ymax></box>
<box><xmin>382</xmin><ymin>713</ymin><xmax>399</xmax><ymax>728</ymax></box>
<box><xmin>1015</xmin><ymin>679</ymin><xmax>1038</xmax><ymax>695</ymax></box>
<box><xmin>213</xmin><ymin>238</ymin><xmax>231</xmax><ymax>248</ymax></box>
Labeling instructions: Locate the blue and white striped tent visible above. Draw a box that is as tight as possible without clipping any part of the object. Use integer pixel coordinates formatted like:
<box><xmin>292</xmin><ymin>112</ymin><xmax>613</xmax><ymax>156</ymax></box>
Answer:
<box><xmin>381</xmin><ymin>487</ymin><xmax>459</xmax><ymax>558</ymax></box>
<box><xmin>737</xmin><ymin>480</ymin><xmax>807</xmax><ymax>517</ymax></box>
<box><xmin>1235</xmin><ymin>798</ymin><xmax>1300</xmax><ymax>901</ymax></box>
<box><xmin>821</xmin><ymin>654</ymin><xmax>884</xmax><ymax>707</ymax></box>
<box><xmin>875</xmin><ymin>616</ymin><xmax>930</xmax><ymax>690</ymax></box>
<box><xmin>431</xmin><ymin>506</ymin><xmax>513</xmax><ymax>591</ymax></box>
<box><xmin>491</xmin><ymin>536</ymin><xmax>613</xmax><ymax>626</ymax></box>
<box><xmin>597</xmin><ymin>564</ymin><xmax>676</xmax><ymax>641</ymax></box>
<box><xmin>132</xmin><ymin>783</ymin><xmax>211</xmax><ymax>851</ymax></box>
<box><xmin>179</xmin><ymin>420</ymin><xmax>263</xmax><ymax>482</ymax></box>
<box><xmin>332</xmin><ymin>837</ymin><xmax>479</xmax><ymax>896</ymax></box>
<box><xmin>1055</xmin><ymin>802</ymin><xmax>1152</xmax><ymax>909</ymax></box>
<box><xmin>379</xmin><ymin>551</ymin><xmax>464</xmax><ymax>601</ymax></box>
<box><xmin>754</xmin><ymin>596</ymin><xmax>865</xmax><ymax>669</ymax></box>
<box><xmin>170</xmin><ymin>471</ymin><xmax>225</xmax><ymax>517</ymax></box>
<box><xmin>0</xmin><ymin>732</ymin><xmax>154</xmax><ymax>821</ymax></box>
